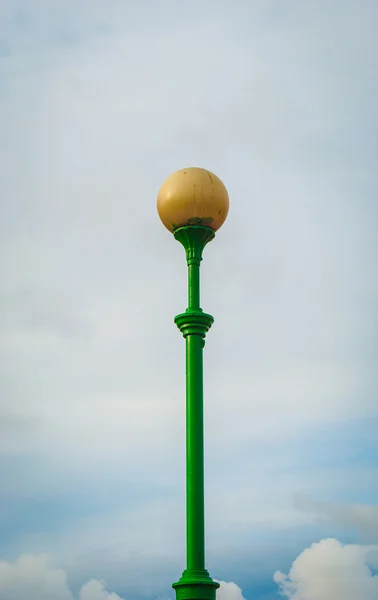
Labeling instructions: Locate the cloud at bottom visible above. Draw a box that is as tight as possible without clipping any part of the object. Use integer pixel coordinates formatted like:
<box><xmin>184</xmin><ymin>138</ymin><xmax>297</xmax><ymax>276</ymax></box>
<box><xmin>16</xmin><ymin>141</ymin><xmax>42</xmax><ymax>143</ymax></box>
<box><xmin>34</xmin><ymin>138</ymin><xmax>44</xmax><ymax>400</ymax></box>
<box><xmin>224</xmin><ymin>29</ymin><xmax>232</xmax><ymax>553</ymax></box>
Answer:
<box><xmin>274</xmin><ymin>538</ymin><xmax>378</xmax><ymax>600</ymax></box>
<box><xmin>0</xmin><ymin>554</ymin><xmax>247</xmax><ymax>600</ymax></box>
<box><xmin>2</xmin><ymin>539</ymin><xmax>378</xmax><ymax>599</ymax></box>
<box><xmin>216</xmin><ymin>581</ymin><xmax>246</xmax><ymax>600</ymax></box>
<box><xmin>0</xmin><ymin>554</ymin><xmax>124</xmax><ymax>600</ymax></box>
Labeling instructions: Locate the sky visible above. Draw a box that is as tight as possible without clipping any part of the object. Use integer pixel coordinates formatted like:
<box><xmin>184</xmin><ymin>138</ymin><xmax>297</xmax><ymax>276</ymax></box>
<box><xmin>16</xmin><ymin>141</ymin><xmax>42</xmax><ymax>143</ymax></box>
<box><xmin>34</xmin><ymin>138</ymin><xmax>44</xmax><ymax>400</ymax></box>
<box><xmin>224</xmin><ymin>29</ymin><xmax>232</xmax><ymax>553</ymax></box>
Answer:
<box><xmin>0</xmin><ymin>0</ymin><xmax>377</xmax><ymax>599</ymax></box>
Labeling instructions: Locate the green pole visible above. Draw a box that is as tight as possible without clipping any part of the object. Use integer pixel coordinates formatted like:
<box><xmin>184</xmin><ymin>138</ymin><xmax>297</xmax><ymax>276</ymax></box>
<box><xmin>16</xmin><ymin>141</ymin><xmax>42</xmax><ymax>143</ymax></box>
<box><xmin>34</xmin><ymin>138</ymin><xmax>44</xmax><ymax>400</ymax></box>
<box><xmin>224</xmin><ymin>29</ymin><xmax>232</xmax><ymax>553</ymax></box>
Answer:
<box><xmin>172</xmin><ymin>226</ymin><xmax>219</xmax><ymax>600</ymax></box>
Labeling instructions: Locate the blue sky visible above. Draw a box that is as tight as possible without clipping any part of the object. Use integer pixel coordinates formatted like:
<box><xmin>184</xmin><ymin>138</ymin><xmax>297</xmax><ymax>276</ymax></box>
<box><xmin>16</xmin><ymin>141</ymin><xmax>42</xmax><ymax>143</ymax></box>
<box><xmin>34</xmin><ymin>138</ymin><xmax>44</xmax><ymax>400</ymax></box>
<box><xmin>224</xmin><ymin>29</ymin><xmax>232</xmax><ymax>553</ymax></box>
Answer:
<box><xmin>0</xmin><ymin>1</ymin><xmax>377</xmax><ymax>599</ymax></box>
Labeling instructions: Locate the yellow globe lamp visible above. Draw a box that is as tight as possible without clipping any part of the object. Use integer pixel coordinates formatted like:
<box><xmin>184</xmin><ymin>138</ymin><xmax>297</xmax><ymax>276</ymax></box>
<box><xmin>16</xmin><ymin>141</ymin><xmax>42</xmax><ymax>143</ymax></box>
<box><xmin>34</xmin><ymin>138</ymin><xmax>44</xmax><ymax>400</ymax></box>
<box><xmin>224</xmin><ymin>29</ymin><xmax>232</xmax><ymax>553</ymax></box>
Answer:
<box><xmin>157</xmin><ymin>167</ymin><xmax>229</xmax><ymax>232</ymax></box>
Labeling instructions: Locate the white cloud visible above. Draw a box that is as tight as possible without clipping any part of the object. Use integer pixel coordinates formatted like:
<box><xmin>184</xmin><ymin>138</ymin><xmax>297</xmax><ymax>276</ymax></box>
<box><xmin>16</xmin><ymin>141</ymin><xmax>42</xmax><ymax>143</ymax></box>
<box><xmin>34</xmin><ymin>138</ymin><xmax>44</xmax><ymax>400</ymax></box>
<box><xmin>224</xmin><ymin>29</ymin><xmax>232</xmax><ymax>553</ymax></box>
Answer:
<box><xmin>0</xmin><ymin>554</ymin><xmax>125</xmax><ymax>600</ymax></box>
<box><xmin>216</xmin><ymin>581</ymin><xmax>246</xmax><ymax>600</ymax></box>
<box><xmin>79</xmin><ymin>579</ymin><xmax>124</xmax><ymax>600</ymax></box>
<box><xmin>274</xmin><ymin>538</ymin><xmax>378</xmax><ymax>600</ymax></box>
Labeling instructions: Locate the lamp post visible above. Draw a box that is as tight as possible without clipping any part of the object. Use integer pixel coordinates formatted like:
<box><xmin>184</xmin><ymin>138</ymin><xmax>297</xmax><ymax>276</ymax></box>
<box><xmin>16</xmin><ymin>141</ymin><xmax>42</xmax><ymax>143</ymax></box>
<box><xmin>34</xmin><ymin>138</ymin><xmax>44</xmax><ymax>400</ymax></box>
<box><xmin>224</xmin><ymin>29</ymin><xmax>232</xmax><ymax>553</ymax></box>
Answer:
<box><xmin>157</xmin><ymin>167</ymin><xmax>229</xmax><ymax>600</ymax></box>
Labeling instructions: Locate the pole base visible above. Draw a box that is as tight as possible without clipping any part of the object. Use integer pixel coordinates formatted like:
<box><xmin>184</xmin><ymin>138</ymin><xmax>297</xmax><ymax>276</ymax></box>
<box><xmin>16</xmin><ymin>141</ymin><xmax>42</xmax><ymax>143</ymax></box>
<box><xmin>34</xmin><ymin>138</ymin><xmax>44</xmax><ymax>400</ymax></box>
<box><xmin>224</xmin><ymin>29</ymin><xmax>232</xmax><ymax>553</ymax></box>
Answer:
<box><xmin>173</xmin><ymin>570</ymin><xmax>219</xmax><ymax>600</ymax></box>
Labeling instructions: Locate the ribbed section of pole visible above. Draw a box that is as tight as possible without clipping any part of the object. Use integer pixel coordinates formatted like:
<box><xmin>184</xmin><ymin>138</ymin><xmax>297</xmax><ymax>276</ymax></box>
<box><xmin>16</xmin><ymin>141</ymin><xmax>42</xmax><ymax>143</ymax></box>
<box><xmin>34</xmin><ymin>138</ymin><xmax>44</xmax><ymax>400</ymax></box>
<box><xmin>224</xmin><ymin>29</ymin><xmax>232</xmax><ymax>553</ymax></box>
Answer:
<box><xmin>173</xmin><ymin>226</ymin><xmax>219</xmax><ymax>600</ymax></box>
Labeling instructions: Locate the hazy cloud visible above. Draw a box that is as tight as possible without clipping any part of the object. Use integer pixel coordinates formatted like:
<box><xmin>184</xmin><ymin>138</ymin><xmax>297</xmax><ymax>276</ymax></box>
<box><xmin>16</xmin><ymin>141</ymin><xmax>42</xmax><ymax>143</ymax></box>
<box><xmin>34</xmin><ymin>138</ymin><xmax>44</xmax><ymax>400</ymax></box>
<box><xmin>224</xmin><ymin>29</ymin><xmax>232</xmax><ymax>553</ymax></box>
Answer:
<box><xmin>294</xmin><ymin>495</ymin><xmax>378</xmax><ymax>543</ymax></box>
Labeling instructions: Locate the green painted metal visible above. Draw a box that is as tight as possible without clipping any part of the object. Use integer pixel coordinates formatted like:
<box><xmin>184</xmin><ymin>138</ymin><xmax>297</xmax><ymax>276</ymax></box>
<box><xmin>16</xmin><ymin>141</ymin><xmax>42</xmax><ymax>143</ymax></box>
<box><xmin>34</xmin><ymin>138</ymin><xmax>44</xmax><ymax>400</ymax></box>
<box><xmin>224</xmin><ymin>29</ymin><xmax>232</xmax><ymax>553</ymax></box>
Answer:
<box><xmin>172</xmin><ymin>226</ymin><xmax>220</xmax><ymax>600</ymax></box>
